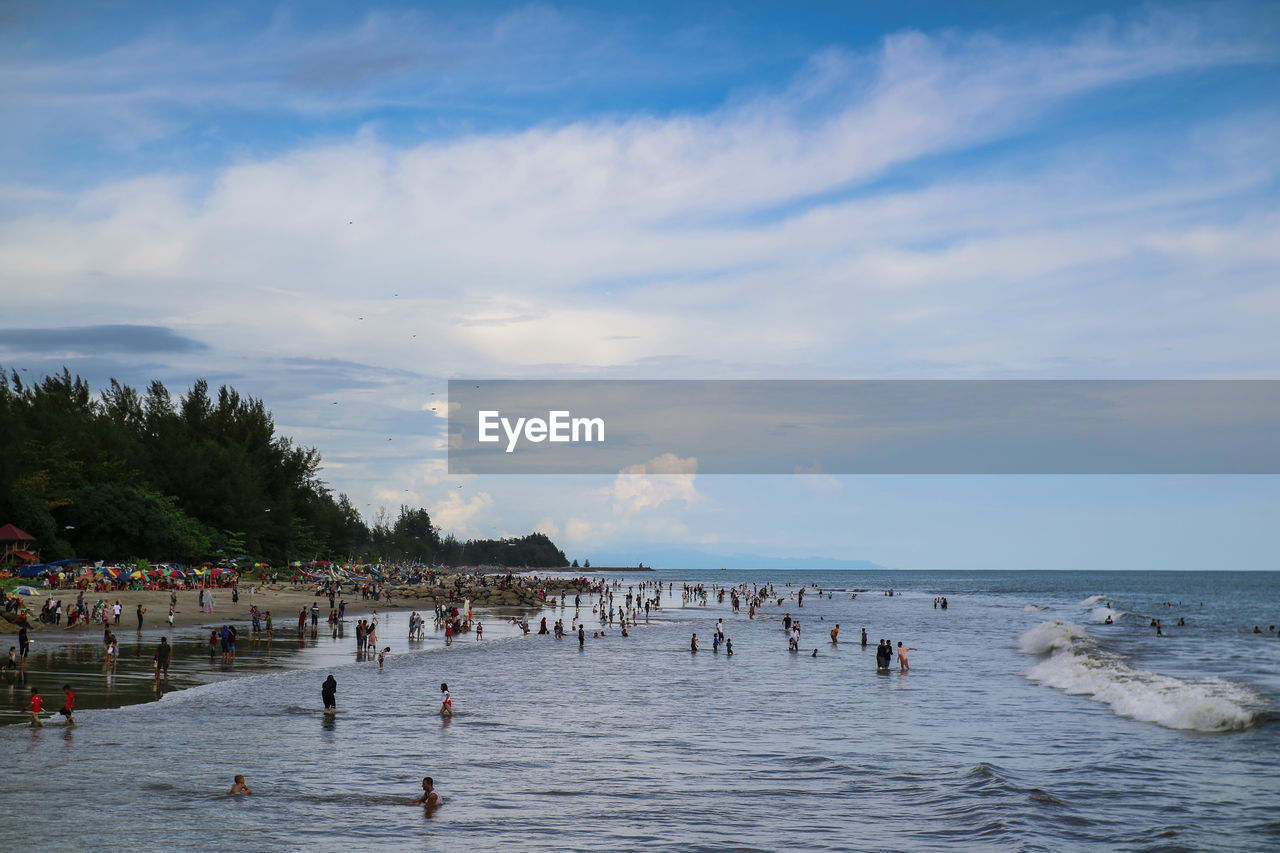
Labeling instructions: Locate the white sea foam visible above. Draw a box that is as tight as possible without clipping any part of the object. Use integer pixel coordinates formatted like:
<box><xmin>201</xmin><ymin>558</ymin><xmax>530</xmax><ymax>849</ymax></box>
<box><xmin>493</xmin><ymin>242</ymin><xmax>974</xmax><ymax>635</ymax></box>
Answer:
<box><xmin>1018</xmin><ymin>620</ymin><xmax>1262</xmax><ymax>732</ymax></box>
<box><xmin>1079</xmin><ymin>594</ymin><xmax>1105</xmax><ymax>606</ymax></box>
<box><xmin>1088</xmin><ymin>606</ymin><xmax>1125</xmax><ymax>623</ymax></box>
<box><xmin>1023</xmin><ymin>604</ymin><xmax>1049</xmax><ymax>612</ymax></box>
<box><xmin>1018</xmin><ymin>620</ymin><xmax>1088</xmax><ymax>655</ymax></box>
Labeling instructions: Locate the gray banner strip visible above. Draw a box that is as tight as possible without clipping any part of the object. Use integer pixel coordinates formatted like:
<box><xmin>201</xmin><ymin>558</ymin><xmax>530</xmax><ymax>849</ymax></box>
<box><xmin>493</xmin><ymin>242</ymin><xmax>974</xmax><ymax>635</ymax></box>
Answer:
<box><xmin>447</xmin><ymin>380</ymin><xmax>1280</xmax><ymax>474</ymax></box>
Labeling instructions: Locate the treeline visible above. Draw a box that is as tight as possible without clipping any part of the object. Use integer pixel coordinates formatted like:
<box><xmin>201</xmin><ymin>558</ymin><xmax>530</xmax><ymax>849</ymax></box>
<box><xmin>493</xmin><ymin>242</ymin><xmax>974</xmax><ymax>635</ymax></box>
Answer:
<box><xmin>0</xmin><ymin>368</ymin><xmax>568</xmax><ymax>568</ymax></box>
<box><xmin>368</xmin><ymin>507</ymin><xmax>567</xmax><ymax>567</ymax></box>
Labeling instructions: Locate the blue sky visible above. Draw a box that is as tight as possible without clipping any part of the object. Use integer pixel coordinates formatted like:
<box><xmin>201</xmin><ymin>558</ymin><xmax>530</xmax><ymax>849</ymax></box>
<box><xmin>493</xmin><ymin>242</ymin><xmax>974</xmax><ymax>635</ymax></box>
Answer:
<box><xmin>2</xmin><ymin>1</ymin><xmax>1278</xmax><ymax>568</ymax></box>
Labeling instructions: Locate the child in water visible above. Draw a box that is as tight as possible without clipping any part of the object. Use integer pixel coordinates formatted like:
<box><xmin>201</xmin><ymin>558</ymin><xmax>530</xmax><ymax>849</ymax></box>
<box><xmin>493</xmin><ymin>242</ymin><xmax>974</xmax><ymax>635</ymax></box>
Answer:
<box><xmin>229</xmin><ymin>774</ymin><xmax>252</xmax><ymax>795</ymax></box>
<box><xmin>439</xmin><ymin>683</ymin><xmax>453</xmax><ymax>717</ymax></box>
<box><xmin>378</xmin><ymin>647</ymin><xmax>390</xmax><ymax>669</ymax></box>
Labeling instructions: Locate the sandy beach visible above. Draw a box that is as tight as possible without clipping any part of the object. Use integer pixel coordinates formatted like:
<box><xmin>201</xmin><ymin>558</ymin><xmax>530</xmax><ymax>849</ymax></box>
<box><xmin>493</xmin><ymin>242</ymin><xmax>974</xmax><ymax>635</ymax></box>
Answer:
<box><xmin>2</xmin><ymin>571</ymin><xmax>595</xmax><ymax>636</ymax></box>
<box><xmin>5</xmin><ymin>585</ymin><xmax>411</xmax><ymax>635</ymax></box>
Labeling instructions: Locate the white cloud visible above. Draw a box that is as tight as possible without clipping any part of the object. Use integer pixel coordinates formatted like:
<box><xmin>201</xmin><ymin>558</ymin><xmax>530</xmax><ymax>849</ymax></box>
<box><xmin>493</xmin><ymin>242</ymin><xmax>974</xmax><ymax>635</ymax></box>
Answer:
<box><xmin>428</xmin><ymin>490</ymin><xmax>494</xmax><ymax>537</ymax></box>
<box><xmin>793</xmin><ymin>462</ymin><xmax>844</xmax><ymax>496</ymax></box>
<box><xmin>564</xmin><ymin>517</ymin><xmax>595</xmax><ymax>543</ymax></box>
<box><xmin>2</xmin><ymin>19</ymin><xmax>1274</xmax><ymax>381</ymax></box>
<box><xmin>609</xmin><ymin>453</ymin><xmax>699</xmax><ymax>513</ymax></box>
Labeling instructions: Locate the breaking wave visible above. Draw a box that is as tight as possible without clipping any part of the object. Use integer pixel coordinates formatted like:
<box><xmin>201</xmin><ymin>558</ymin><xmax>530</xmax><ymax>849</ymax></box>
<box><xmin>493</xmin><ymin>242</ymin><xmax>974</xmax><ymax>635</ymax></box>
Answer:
<box><xmin>1088</xmin><ymin>606</ymin><xmax>1125</xmax><ymax>623</ymax></box>
<box><xmin>1023</xmin><ymin>604</ymin><xmax>1049</xmax><ymax>612</ymax></box>
<box><xmin>1018</xmin><ymin>621</ymin><xmax>1263</xmax><ymax>733</ymax></box>
<box><xmin>1079</xmin><ymin>595</ymin><xmax>1105</xmax><ymax>606</ymax></box>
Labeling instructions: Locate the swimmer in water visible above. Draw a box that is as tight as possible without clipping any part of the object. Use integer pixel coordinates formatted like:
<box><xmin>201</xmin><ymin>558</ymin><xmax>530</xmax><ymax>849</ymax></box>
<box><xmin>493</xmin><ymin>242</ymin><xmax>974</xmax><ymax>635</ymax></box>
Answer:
<box><xmin>229</xmin><ymin>774</ymin><xmax>252</xmax><ymax>795</ymax></box>
<box><xmin>410</xmin><ymin>776</ymin><xmax>440</xmax><ymax>808</ymax></box>
<box><xmin>439</xmin><ymin>683</ymin><xmax>453</xmax><ymax>717</ymax></box>
<box><xmin>897</xmin><ymin>641</ymin><xmax>917</xmax><ymax>671</ymax></box>
<box><xmin>811</xmin><ymin>649</ymin><xmax>818</xmax><ymax>657</ymax></box>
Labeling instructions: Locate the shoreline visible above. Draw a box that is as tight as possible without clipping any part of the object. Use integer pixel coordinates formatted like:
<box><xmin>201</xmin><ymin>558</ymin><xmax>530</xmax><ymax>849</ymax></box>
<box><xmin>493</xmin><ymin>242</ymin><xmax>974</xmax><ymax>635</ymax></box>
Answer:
<box><xmin>1</xmin><ymin>585</ymin><xmax>591</xmax><ymax>723</ymax></box>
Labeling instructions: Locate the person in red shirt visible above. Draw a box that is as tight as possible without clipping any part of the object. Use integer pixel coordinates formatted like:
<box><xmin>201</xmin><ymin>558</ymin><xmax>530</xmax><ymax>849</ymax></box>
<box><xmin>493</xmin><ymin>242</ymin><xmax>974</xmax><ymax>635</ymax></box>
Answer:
<box><xmin>29</xmin><ymin>687</ymin><xmax>43</xmax><ymax>728</ymax></box>
<box><xmin>58</xmin><ymin>684</ymin><xmax>75</xmax><ymax>725</ymax></box>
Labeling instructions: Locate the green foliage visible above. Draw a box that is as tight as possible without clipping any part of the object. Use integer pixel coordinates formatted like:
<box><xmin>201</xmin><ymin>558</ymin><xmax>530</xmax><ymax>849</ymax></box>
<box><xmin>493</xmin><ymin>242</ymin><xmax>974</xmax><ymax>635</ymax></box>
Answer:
<box><xmin>364</xmin><ymin>508</ymin><xmax>566</xmax><ymax>567</ymax></box>
<box><xmin>0</xmin><ymin>366</ymin><xmax>570</xmax><ymax>567</ymax></box>
<box><xmin>64</xmin><ymin>482</ymin><xmax>213</xmax><ymax>562</ymax></box>
<box><xmin>0</xmin><ymin>367</ymin><xmax>361</xmax><ymax>564</ymax></box>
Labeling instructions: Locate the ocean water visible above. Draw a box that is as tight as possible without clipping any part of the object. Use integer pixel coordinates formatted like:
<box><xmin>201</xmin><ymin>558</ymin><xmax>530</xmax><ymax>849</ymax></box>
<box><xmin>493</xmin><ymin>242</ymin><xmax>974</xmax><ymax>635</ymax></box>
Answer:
<box><xmin>3</xmin><ymin>569</ymin><xmax>1277</xmax><ymax>852</ymax></box>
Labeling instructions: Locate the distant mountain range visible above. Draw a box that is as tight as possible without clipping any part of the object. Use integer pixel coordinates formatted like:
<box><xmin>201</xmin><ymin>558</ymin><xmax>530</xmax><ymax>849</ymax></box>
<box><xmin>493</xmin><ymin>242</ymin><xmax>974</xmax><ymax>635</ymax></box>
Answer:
<box><xmin>585</xmin><ymin>546</ymin><xmax>884</xmax><ymax>570</ymax></box>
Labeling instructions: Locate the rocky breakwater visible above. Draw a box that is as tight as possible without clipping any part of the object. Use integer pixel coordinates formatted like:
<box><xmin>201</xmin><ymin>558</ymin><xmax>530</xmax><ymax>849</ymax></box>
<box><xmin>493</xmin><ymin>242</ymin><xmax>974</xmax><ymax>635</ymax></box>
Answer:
<box><xmin>398</xmin><ymin>576</ymin><xmax>593</xmax><ymax>609</ymax></box>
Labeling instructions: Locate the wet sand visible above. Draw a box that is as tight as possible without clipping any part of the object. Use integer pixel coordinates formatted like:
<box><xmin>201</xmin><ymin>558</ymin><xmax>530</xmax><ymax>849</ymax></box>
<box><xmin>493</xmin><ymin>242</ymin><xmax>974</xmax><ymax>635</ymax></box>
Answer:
<box><xmin>1</xmin><ymin>585</ymin><xmax>551</xmax><ymax>724</ymax></box>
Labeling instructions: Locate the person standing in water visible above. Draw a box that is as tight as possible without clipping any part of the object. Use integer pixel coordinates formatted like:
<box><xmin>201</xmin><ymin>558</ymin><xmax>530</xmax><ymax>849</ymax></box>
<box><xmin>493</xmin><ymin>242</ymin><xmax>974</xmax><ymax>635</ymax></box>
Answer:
<box><xmin>578</xmin><ymin>625</ymin><xmax>585</xmax><ymax>648</ymax></box>
<box><xmin>58</xmin><ymin>684</ymin><xmax>75</xmax><ymax>725</ymax></box>
<box><xmin>897</xmin><ymin>641</ymin><xmax>917</xmax><ymax>671</ymax></box>
<box><xmin>321</xmin><ymin>674</ymin><xmax>337</xmax><ymax>711</ymax></box>
<box><xmin>830</xmin><ymin>624</ymin><xmax>839</xmax><ymax>644</ymax></box>
<box><xmin>690</xmin><ymin>633</ymin><xmax>699</xmax><ymax>652</ymax></box>
<box><xmin>861</xmin><ymin>628</ymin><xmax>868</xmax><ymax>647</ymax></box>
<box><xmin>154</xmin><ymin>636</ymin><xmax>171</xmax><ymax>683</ymax></box>
<box><xmin>439</xmin><ymin>683</ymin><xmax>453</xmax><ymax>717</ymax></box>
<box><xmin>228</xmin><ymin>775</ymin><xmax>252</xmax><ymax>795</ymax></box>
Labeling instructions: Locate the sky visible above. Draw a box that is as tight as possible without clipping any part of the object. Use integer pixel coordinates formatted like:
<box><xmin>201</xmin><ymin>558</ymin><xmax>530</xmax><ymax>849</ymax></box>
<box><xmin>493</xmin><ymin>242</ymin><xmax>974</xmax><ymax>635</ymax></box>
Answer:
<box><xmin>1</xmin><ymin>1</ymin><xmax>1278</xmax><ymax>569</ymax></box>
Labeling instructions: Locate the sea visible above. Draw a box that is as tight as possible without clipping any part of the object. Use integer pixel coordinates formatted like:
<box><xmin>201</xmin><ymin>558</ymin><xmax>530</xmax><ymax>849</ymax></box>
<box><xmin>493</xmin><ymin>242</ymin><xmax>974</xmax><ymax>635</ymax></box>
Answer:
<box><xmin>3</xmin><ymin>569</ymin><xmax>1278</xmax><ymax>852</ymax></box>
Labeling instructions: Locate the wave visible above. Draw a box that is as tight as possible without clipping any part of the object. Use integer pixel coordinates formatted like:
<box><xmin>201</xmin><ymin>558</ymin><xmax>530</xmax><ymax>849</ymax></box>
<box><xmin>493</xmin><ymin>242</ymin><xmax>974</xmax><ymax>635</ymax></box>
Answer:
<box><xmin>1088</xmin><ymin>606</ymin><xmax>1125</xmax><ymax>623</ymax></box>
<box><xmin>1079</xmin><ymin>595</ymin><xmax>1105</xmax><ymax>606</ymax></box>
<box><xmin>1018</xmin><ymin>620</ymin><xmax>1088</xmax><ymax>655</ymax></box>
<box><xmin>1018</xmin><ymin>620</ymin><xmax>1263</xmax><ymax>733</ymax></box>
<box><xmin>1023</xmin><ymin>605</ymin><xmax>1049</xmax><ymax>612</ymax></box>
